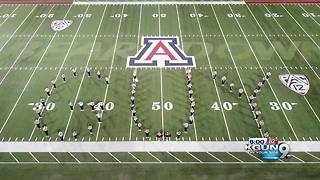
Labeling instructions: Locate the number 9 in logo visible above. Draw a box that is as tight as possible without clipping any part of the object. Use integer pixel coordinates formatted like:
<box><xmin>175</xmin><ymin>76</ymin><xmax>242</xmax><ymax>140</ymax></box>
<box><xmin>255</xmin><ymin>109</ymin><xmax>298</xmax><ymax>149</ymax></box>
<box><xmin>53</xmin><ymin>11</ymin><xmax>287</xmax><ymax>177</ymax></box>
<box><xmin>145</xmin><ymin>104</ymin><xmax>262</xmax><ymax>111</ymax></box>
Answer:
<box><xmin>278</xmin><ymin>143</ymin><xmax>290</xmax><ymax>159</ymax></box>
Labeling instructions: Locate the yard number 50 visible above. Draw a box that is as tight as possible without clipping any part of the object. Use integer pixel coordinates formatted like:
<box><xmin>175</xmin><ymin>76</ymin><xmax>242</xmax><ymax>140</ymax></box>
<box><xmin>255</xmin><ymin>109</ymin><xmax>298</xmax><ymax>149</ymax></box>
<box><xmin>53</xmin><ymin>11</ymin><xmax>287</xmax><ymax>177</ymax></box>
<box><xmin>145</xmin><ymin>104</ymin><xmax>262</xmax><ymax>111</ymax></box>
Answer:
<box><xmin>152</xmin><ymin>102</ymin><xmax>173</xmax><ymax>111</ymax></box>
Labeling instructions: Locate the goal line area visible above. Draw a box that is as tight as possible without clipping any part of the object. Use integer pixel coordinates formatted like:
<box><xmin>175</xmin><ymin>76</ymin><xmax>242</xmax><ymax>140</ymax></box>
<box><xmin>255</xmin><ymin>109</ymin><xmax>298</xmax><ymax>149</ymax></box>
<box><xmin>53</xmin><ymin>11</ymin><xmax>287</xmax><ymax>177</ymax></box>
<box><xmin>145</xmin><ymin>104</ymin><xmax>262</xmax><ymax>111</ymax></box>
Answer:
<box><xmin>0</xmin><ymin>141</ymin><xmax>319</xmax><ymax>152</ymax></box>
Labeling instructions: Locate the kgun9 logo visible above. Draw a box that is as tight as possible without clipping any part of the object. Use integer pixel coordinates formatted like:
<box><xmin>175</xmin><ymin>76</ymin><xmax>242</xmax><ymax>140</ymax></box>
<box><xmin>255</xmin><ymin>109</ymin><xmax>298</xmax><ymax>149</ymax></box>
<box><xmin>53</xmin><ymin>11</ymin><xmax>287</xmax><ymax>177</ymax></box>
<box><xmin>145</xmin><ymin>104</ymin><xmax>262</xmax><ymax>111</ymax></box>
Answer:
<box><xmin>245</xmin><ymin>137</ymin><xmax>290</xmax><ymax>160</ymax></box>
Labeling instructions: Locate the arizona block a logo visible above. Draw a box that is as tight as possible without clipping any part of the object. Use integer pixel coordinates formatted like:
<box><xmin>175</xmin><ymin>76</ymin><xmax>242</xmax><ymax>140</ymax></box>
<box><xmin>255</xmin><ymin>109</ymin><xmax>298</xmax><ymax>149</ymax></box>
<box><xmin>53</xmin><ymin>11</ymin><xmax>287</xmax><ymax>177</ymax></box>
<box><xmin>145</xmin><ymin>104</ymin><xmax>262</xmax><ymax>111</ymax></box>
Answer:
<box><xmin>127</xmin><ymin>37</ymin><xmax>195</xmax><ymax>68</ymax></box>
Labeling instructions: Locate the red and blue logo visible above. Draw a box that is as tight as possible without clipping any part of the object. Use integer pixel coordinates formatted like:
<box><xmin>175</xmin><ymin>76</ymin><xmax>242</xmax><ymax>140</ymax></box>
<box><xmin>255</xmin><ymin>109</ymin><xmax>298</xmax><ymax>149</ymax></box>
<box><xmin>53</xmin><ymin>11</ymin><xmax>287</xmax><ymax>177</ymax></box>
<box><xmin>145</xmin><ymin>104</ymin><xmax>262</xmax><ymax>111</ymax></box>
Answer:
<box><xmin>127</xmin><ymin>37</ymin><xmax>195</xmax><ymax>68</ymax></box>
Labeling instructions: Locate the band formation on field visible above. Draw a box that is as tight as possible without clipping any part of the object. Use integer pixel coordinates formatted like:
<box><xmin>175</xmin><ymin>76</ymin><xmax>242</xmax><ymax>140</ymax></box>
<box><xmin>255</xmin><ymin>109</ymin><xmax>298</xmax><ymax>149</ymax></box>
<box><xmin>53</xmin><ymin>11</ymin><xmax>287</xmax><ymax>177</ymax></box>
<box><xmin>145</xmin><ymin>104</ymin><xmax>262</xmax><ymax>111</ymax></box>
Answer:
<box><xmin>0</xmin><ymin>0</ymin><xmax>319</xmax><ymax>164</ymax></box>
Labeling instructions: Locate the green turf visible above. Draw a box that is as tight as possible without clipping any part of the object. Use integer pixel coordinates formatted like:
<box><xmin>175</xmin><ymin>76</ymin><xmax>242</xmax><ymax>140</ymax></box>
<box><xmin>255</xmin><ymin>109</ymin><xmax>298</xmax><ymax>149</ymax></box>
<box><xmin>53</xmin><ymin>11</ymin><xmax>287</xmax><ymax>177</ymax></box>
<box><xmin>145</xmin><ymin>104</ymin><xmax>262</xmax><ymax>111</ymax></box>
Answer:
<box><xmin>0</xmin><ymin>4</ymin><xmax>319</xmax><ymax>141</ymax></box>
<box><xmin>0</xmin><ymin>2</ymin><xmax>320</xmax><ymax>179</ymax></box>
<box><xmin>1</xmin><ymin>164</ymin><xmax>320</xmax><ymax>180</ymax></box>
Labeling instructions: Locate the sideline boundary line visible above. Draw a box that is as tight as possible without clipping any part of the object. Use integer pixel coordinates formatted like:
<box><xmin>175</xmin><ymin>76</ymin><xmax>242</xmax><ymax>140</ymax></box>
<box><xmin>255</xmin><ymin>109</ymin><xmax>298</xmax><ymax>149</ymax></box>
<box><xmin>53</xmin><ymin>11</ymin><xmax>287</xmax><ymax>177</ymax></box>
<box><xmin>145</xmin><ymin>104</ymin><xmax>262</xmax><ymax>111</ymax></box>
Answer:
<box><xmin>0</xmin><ymin>161</ymin><xmax>318</xmax><ymax>164</ymax></box>
<box><xmin>73</xmin><ymin>1</ymin><xmax>246</xmax><ymax>5</ymax></box>
<box><xmin>0</xmin><ymin>141</ymin><xmax>319</xmax><ymax>152</ymax></box>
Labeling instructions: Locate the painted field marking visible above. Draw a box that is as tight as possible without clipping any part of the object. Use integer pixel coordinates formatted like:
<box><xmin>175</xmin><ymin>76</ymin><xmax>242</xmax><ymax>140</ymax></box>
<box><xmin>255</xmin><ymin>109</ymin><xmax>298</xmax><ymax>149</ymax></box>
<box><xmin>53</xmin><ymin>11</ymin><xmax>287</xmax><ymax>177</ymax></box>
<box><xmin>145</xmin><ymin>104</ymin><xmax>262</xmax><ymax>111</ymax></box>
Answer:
<box><xmin>86</xmin><ymin>4</ymin><xmax>108</xmax><ymax>141</ymax></box>
<box><xmin>228</xmin><ymin>4</ymin><xmax>299</xmax><ymax>140</ymax></box>
<box><xmin>210</xmin><ymin>5</ymin><xmax>263</xmax><ymax>137</ymax></box>
<box><xmin>68</xmin><ymin>152</ymin><xmax>80</xmax><ymax>163</ymax></box>
<box><xmin>88</xmin><ymin>152</ymin><xmax>101</xmax><ymax>163</ymax></box>
<box><xmin>263</xmin><ymin>5</ymin><xmax>320</xmax><ymax>81</ymax></box>
<box><xmin>73</xmin><ymin>1</ymin><xmax>246</xmax><ymax>5</ymax></box>
<box><xmin>292</xmin><ymin>154</ymin><xmax>305</xmax><ymax>162</ymax></box>
<box><xmin>95</xmin><ymin>5</ymin><xmax>124</xmax><ymax>141</ymax></box>
<box><xmin>0</xmin><ymin>161</ymin><xmax>318</xmax><ymax>164</ymax></box>
<box><xmin>247</xmin><ymin>152</ymin><xmax>264</xmax><ymax>162</ymax></box>
<box><xmin>108</xmin><ymin>152</ymin><xmax>121</xmax><ymax>163</ymax></box>
<box><xmin>193</xmin><ymin>5</ymin><xmax>229</xmax><ymax>141</ymax></box>
<box><xmin>29</xmin><ymin>152</ymin><xmax>39</xmax><ymax>163</ymax></box>
<box><xmin>282</xmin><ymin>5</ymin><xmax>320</xmax><ymax>49</ymax></box>
<box><xmin>167</xmin><ymin>152</ymin><xmax>182</xmax><ymax>163</ymax></box>
<box><xmin>62</xmin><ymin>4</ymin><xmax>106</xmax><ymax>139</ymax></box>
<box><xmin>305</xmin><ymin>152</ymin><xmax>320</xmax><ymax>161</ymax></box>
<box><xmin>187</xmin><ymin>152</ymin><xmax>202</xmax><ymax>162</ymax></box>
<box><xmin>28</xmin><ymin>4</ymin><xmax>75</xmax><ymax>141</ymax></box>
<box><xmin>128</xmin><ymin>152</ymin><xmax>142</xmax><ymax>163</ymax></box>
<box><xmin>8</xmin><ymin>152</ymin><xmax>19</xmax><ymax>163</ymax></box>
<box><xmin>0</xmin><ymin>32</ymin><xmax>318</xmax><ymax>38</ymax></box>
<box><xmin>129</xmin><ymin>4</ymin><xmax>142</xmax><ymax>141</ymax></box>
<box><xmin>148</xmin><ymin>152</ymin><xmax>162</xmax><ymax>162</ymax></box>
<box><xmin>206</xmin><ymin>152</ymin><xmax>223</xmax><ymax>162</ymax></box>
<box><xmin>49</xmin><ymin>152</ymin><xmax>60</xmax><ymax>163</ymax></box>
<box><xmin>175</xmin><ymin>5</ymin><xmax>198</xmax><ymax>140</ymax></box>
<box><xmin>299</xmin><ymin>5</ymin><xmax>320</xmax><ymax>27</ymax></box>
<box><xmin>227</xmin><ymin>152</ymin><xmax>243</xmax><ymax>162</ymax></box>
<box><xmin>0</xmin><ymin>6</ymin><xmax>56</xmax><ymax>135</ymax></box>
<box><xmin>0</xmin><ymin>5</ymin><xmax>19</xmax><ymax>26</ymax></box>
<box><xmin>246</xmin><ymin>4</ymin><xmax>320</xmax><ymax>124</ymax></box>
<box><xmin>158</xmin><ymin>5</ymin><xmax>165</xmax><ymax>138</ymax></box>
<box><xmin>0</xmin><ymin>5</ymin><xmax>46</xmax><ymax>87</ymax></box>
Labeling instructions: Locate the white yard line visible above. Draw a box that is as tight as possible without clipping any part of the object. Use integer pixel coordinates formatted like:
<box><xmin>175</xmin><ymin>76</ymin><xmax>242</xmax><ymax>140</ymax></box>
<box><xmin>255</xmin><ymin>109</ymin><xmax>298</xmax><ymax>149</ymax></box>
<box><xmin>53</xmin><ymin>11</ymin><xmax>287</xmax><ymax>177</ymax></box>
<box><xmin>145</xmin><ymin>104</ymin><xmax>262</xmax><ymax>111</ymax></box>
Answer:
<box><xmin>9</xmin><ymin>152</ymin><xmax>19</xmax><ymax>163</ymax></box>
<box><xmin>0</xmin><ymin>5</ymin><xmax>38</xmax><ymax>77</ymax></box>
<box><xmin>158</xmin><ymin>5</ymin><xmax>165</xmax><ymax>136</ymax></box>
<box><xmin>176</xmin><ymin>5</ymin><xmax>198</xmax><ymax>140</ymax></box>
<box><xmin>88</xmin><ymin>152</ymin><xmax>101</xmax><ymax>163</ymax></box>
<box><xmin>305</xmin><ymin>152</ymin><xmax>320</xmax><ymax>161</ymax></box>
<box><xmin>247</xmin><ymin>152</ymin><xmax>264</xmax><ymax>162</ymax></box>
<box><xmin>68</xmin><ymin>152</ymin><xmax>81</xmax><ymax>163</ymax></box>
<box><xmin>73</xmin><ymin>1</ymin><xmax>246</xmax><ymax>5</ymax></box>
<box><xmin>81</xmin><ymin>4</ymin><xmax>108</xmax><ymax>142</ymax></box>
<box><xmin>211</xmin><ymin>5</ymin><xmax>265</xmax><ymax>138</ymax></box>
<box><xmin>0</xmin><ymin>5</ymin><xmax>47</xmax><ymax>87</ymax></box>
<box><xmin>298</xmin><ymin>5</ymin><xmax>320</xmax><ymax>27</ymax></box>
<box><xmin>227</xmin><ymin>152</ymin><xmax>243</xmax><ymax>162</ymax></box>
<box><xmin>167</xmin><ymin>152</ymin><xmax>182</xmax><ymax>162</ymax></box>
<box><xmin>292</xmin><ymin>154</ymin><xmax>305</xmax><ymax>162</ymax></box>
<box><xmin>108</xmin><ymin>152</ymin><xmax>121</xmax><ymax>163</ymax></box>
<box><xmin>246</xmin><ymin>5</ymin><xmax>320</xmax><ymax>124</ymax></box>
<box><xmin>129</xmin><ymin>4</ymin><xmax>142</xmax><ymax>141</ymax></box>
<box><xmin>160</xmin><ymin>68</ymin><xmax>165</xmax><ymax>135</ymax></box>
<box><xmin>282</xmin><ymin>5</ymin><xmax>320</xmax><ymax>49</ymax></box>
<box><xmin>206</xmin><ymin>152</ymin><xmax>223</xmax><ymax>162</ymax></box>
<box><xmin>128</xmin><ymin>152</ymin><xmax>142</xmax><ymax>163</ymax></box>
<box><xmin>148</xmin><ymin>152</ymin><xmax>162</xmax><ymax>162</ymax></box>
<box><xmin>227</xmin><ymin>5</ymin><xmax>299</xmax><ymax>140</ymax></box>
<box><xmin>61</xmin><ymin>5</ymin><xmax>106</xmax><ymax>139</ymax></box>
<box><xmin>0</xmin><ymin>6</ymin><xmax>56</xmax><ymax>135</ymax></box>
<box><xmin>194</xmin><ymin>5</ymin><xmax>232</xmax><ymax>140</ymax></box>
<box><xmin>49</xmin><ymin>152</ymin><xmax>60</xmax><ymax>163</ymax></box>
<box><xmin>29</xmin><ymin>152</ymin><xmax>39</xmax><ymax>163</ymax></box>
<box><xmin>28</xmin><ymin>5</ymin><xmax>75</xmax><ymax>141</ymax></box>
<box><xmin>187</xmin><ymin>152</ymin><xmax>202</xmax><ymax>162</ymax></box>
<box><xmin>0</xmin><ymin>5</ymin><xmax>20</xmax><ymax>26</ymax></box>
<box><xmin>263</xmin><ymin>5</ymin><xmax>320</xmax><ymax>80</ymax></box>
<box><xmin>95</xmin><ymin>5</ymin><xmax>124</xmax><ymax>141</ymax></box>
<box><xmin>175</xmin><ymin>5</ymin><xmax>184</xmax><ymax>50</ymax></box>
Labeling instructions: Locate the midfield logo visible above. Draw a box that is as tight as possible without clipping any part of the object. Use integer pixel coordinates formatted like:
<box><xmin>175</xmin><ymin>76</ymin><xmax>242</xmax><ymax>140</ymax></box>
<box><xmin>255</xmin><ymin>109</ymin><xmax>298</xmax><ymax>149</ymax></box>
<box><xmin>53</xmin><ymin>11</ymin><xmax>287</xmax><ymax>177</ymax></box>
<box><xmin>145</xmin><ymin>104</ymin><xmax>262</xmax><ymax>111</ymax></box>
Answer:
<box><xmin>127</xmin><ymin>37</ymin><xmax>195</xmax><ymax>68</ymax></box>
<box><xmin>279</xmin><ymin>74</ymin><xmax>310</xmax><ymax>96</ymax></box>
<box><xmin>51</xmin><ymin>20</ymin><xmax>72</xmax><ymax>32</ymax></box>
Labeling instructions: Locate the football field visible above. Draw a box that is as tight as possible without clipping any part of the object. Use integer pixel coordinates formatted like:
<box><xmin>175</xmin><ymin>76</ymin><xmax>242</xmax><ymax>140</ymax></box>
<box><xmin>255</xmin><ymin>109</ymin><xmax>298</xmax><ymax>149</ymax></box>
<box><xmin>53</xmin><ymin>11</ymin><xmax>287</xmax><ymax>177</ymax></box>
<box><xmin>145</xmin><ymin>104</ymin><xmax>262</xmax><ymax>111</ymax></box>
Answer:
<box><xmin>0</xmin><ymin>1</ymin><xmax>320</xmax><ymax>179</ymax></box>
